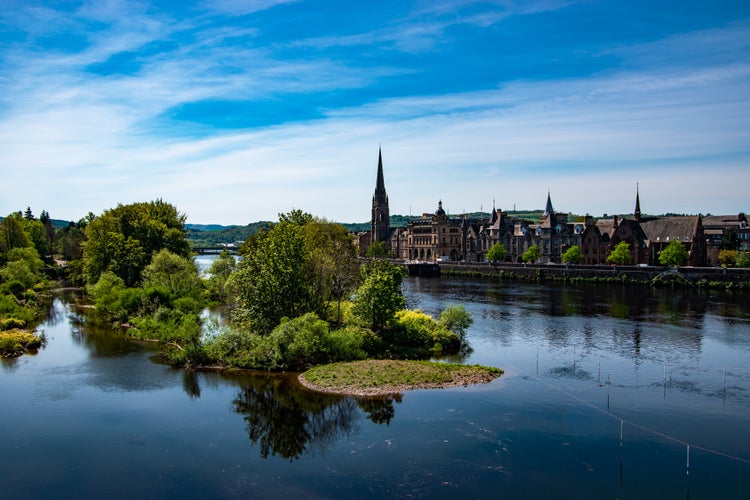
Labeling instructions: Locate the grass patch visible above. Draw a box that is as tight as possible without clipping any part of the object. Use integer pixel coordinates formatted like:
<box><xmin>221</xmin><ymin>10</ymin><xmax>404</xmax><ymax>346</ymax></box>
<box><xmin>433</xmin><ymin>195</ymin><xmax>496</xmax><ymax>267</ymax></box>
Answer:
<box><xmin>299</xmin><ymin>359</ymin><xmax>503</xmax><ymax>396</ymax></box>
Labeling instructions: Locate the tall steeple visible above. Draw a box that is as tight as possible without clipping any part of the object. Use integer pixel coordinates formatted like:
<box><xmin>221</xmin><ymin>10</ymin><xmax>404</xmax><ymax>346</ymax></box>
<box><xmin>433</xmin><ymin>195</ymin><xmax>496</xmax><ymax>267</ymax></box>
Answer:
<box><xmin>634</xmin><ymin>182</ymin><xmax>642</xmax><ymax>222</ymax></box>
<box><xmin>544</xmin><ymin>190</ymin><xmax>554</xmax><ymax>217</ymax></box>
<box><xmin>371</xmin><ymin>147</ymin><xmax>390</xmax><ymax>243</ymax></box>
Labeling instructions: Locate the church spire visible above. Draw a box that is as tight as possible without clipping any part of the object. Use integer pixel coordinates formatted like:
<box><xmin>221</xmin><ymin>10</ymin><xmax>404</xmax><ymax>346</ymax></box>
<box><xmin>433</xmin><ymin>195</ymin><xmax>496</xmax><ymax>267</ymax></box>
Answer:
<box><xmin>634</xmin><ymin>182</ymin><xmax>641</xmax><ymax>222</ymax></box>
<box><xmin>544</xmin><ymin>190</ymin><xmax>554</xmax><ymax>216</ymax></box>
<box><xmin>373</xmin><ymin>146</ymin><xmax>387</xmax><ymax>205</ymax></box>
<box><xmin>371</xmin><ymin>147</ymin><xmax>390</xmax><ymax>243</ymax></box>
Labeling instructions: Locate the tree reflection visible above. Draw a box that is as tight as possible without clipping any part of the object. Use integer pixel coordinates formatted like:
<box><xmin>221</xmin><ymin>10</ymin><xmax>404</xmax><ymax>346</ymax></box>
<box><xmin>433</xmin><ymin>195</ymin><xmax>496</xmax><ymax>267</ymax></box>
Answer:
<box><xmin>357</xmin><ymin>394</ymin><xmax>402</xmax><ymax>425</ymax></box>
<box><xmin>231</xmin><ymin>374</ymin><xmax>403</xmax><ymax>460</ymax></box>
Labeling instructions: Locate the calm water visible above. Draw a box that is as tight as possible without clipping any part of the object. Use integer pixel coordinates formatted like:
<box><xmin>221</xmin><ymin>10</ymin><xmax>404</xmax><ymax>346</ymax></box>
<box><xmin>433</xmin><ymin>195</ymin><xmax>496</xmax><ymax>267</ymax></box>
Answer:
<box><xmin>1</xmin><ymin>278</ymin><xmax>749</xmax><ymax>499</ymax></box>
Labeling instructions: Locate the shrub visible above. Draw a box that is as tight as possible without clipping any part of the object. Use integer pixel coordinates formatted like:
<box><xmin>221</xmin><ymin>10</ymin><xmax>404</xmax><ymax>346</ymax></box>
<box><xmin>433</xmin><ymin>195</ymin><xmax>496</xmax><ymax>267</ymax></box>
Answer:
<box><xmin>2</xmin><ymin>280</ymin><xmax>26</xmax><ymax>299</ymax></box>
<box><xmin>0</xmin><ymin>329</ymin><xmax>43</xmax><ymax>356</ymax></box>
<box><xmin>328</xmin><ymin>326</ymin><xmax>368</xmax><ymax>361</ymax></box>
<box><xmin>0</xmin><ymin>317</ymin><xmax>26</xmax><ymax>331</ymax></box>
<box><xmin>391</xmin><ymin>309</ymin><xmax>461</xmax><ymax>356</ymax></box>
<box><xmin>269</xmin><ymin>313</ymin><xmax>331</xmax><ymax>370</ymax></box>
<box><xmin>439</xmin><ymin>304</ymin><xmax>473</xmax><ymax>348</ymax></box>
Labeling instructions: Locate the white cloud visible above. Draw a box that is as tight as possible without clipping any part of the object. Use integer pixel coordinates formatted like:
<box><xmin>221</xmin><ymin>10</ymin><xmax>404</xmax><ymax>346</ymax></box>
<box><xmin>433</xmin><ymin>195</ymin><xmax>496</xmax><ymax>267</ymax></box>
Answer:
<box><xmin>0</xmin><ymin>3</ymin><xmax>748</xmax><ymax>224</ymax></box>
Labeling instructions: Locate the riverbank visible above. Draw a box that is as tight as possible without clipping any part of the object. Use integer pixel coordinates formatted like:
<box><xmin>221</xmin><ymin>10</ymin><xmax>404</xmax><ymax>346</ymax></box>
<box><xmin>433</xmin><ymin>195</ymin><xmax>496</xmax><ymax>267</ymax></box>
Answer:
<box><xmin>0</xmin><ymin>329</ymin><xmax>44</xmax><ymax>357</ymax></box>
<box><xmin>439</xmin><ymin>262</ymin><xmax>750</xmax><ymax>289</ymax></box>
<box><xmin>299</xmin><ymin>359</ymin><xmax>503</xmax><ymax>397</ymax></box>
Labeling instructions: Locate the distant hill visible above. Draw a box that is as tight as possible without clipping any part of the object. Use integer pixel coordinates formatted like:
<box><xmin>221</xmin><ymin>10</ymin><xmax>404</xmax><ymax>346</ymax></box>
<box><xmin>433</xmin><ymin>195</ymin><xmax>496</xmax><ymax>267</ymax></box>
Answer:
<box><xmin>186</xmin><ymin>222</ymin><xmax>272</xmax><ymax>247</ymax></box>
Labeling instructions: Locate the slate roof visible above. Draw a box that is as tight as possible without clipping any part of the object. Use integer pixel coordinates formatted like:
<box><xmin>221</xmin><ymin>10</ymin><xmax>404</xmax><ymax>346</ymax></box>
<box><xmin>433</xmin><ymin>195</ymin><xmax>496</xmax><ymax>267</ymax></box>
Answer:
<box><xmin>639</xmin><ymin>216</ymin><xmax>700</xmax><ymax>243</ymax></box>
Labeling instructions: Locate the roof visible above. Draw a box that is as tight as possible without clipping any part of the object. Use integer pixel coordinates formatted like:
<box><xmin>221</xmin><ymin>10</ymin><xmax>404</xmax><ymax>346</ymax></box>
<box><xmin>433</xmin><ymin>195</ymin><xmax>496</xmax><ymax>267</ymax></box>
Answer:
<box><xmin>640</xmin><ymin>216</ymin><xmax>700</xmax><ymax>243</ymax></box>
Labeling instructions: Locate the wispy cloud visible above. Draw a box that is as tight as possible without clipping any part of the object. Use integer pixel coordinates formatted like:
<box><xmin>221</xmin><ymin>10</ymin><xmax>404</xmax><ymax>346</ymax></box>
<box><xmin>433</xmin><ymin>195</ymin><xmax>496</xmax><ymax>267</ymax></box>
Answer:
<box><xmin>0</xmin><ymin>1</ymin><xmax>748</xmax><ymax>224</ymax></box>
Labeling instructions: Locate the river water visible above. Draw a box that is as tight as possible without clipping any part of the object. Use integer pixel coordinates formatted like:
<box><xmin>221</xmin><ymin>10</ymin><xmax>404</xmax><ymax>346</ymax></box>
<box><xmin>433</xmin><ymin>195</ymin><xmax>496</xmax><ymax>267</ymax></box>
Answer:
<box><xmin>1</xmin><ymin>277</ymin><xmax>748</xmax><ymax>499</ymax></box>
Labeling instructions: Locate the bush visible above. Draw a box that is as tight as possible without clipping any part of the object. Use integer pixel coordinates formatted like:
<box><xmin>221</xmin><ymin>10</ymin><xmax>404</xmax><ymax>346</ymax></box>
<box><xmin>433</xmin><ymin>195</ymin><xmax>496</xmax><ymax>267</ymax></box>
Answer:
<box><xmin>391</xmin><ymin>309</ymin><xmax>461</xmax><ymax>356</ymax></box>
<box><xmin>0</xmin><ymin>329</ymin><xmax>43</xmax><ymax>356</ymax></box>
<box><xmin>328</xmin><ymin>326</ymin><xmax>369</xmax><ymax>361</ymax></box>
<box><xmin>2</xmin><ymin>280</ymin><xmax>26</xmax><ymax>299</ymax></box>
<box><xmin>269</xmin><ymin>313</ymin><xmax>332</xmax><ymax>370</ymax></box>
<box><xmin>0</xmin><ymin>317</ymin><xmax>26</xmax><ymax>331</ymax></box>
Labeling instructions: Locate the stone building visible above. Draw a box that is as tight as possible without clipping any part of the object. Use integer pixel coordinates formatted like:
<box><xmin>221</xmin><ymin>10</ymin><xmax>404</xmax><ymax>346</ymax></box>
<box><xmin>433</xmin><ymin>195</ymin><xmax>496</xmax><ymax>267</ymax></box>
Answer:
<box><xmin>585</xmin><ymin>188</ymin><xmax>707</xmax><ymax>266</ymax></box>
<box><xmin>477</xmin><ymin>193</ymin><xmax>594</xmax><ymax>264</ymax></box>
<box><xmin>358</xmin><ymin>150</ymin><xmax>716</xmax><ymax>267</ymax></box>
<box><xmin>389</xmin><ymin>201</ymin><xmax>484</xmax><ymax>261</ymax></box>
<box><xmin>702</xmin><ymin>213</ymin><xmax>749</xmax><ymax>265</ymax></box>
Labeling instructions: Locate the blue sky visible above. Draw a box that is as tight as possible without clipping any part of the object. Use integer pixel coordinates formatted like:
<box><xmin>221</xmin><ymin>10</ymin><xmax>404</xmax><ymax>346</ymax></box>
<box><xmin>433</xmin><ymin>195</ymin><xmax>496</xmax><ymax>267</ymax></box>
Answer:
<box><xmin>1</xmin><ymin>1</ymin><xmax>748</xmax><ymax>225</ymax></box>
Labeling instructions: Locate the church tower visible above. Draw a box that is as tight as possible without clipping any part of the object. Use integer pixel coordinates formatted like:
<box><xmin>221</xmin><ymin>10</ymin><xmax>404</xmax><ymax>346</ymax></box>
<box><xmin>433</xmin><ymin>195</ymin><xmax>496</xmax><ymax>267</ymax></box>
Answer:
<box><xmin>371</xmin><ymin>147</ymin><xmax>390</xmax><ymax>243</ymax></box>
<box><xmin>634</xmin><ymin>183</ymin><xmax>642</xmax><ymax>222</ymax></box>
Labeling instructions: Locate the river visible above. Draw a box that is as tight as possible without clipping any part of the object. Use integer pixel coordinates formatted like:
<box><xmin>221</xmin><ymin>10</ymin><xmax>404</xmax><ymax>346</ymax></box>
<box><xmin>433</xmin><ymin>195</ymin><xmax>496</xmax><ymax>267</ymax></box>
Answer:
<box><xmin>1</xmin><ymin>276</ymin><xmax>748</xmax><ymax>499</ymax></box>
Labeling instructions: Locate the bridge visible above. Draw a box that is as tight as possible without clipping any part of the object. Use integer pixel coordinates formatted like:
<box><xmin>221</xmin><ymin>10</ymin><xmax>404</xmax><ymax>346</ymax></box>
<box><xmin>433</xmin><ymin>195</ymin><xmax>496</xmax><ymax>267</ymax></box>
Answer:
<box><xmin>193</xmin><ymin>246</ymin><xmax>240</xmax><ymax>255</ymax></box>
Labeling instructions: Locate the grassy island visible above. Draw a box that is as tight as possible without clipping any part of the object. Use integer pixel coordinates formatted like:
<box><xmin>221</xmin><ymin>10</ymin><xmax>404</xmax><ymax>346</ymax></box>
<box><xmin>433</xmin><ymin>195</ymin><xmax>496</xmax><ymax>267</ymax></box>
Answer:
<box><xmin>299</xmin><ymin>360</ymin><xmax>503</xmax><ymax>397</ymax></box>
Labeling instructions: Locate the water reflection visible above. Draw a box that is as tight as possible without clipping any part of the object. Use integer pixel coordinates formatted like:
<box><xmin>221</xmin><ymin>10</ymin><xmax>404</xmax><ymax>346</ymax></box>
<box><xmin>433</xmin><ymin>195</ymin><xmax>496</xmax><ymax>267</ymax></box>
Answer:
<box><xmin>227</xmin><ymin>374</ymin><xmax>402</xmax><ymax>460</ymax></box>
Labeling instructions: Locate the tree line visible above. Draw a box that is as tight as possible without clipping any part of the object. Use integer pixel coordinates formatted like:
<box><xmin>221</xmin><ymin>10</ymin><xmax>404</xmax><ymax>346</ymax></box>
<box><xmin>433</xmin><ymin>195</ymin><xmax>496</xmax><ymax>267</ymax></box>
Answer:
<box><xmin>1</xmin><ymin>201</ymin><xmax>471</xmax><ymax>366</ymax></box>
<box><xmin>485</xmin><ymin>239</ymin><xmax>714</xmax><ymax>266</ymax></box>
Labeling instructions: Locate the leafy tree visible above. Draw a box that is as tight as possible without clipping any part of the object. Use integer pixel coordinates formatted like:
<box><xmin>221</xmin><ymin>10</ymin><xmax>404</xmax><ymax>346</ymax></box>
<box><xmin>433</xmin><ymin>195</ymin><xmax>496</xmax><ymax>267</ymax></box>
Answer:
<box><xmin>230</xmin><ymin>220</ymin><xmax>311</xmax><ymax>335</ymax></box>
<box><xmin>607</xmin><ymin>241</ymin><xmax>632</xmax><ymax>265</ymax></box>
<box><xmin>366</xmin><ymin>241</ymin><xmax>389</xmax><ymax>258</ymax></box>
<box><xmin>278</xmin><ymin>209</ymin><xmax>313</xmax><ymax>226</ymax></box>
<box><xmin>486</xmin><ymin>242</ymin><xmax>507</xmax><ymax>262</ymax></box>
<box><xmin>658</xmin><ymin>239</ymin><xmax>689</xmax><ymax>267</ymax></box>
<box><xmin>522</xmin><ymin>244</ymin><xmax>540</xmax><ymax>263</ymax></box>
<box><xmin>230</xmin><ymin>212</ymin><xmax>360</xmax><ymax>334</ymax></box>
<box><xmin>0</xmin><ymin>212</ymin><xmax>32</xmax><ymax>262</ymax></box>
<box><xmin>718</xmin><ymin>249</ymin><xmax>737</xmax><ymax>267</ymax></box>
<box><xmin>142</xmin><ymin>249</ymin><xmax>202</xmax><ymax>298</ymax></box>
<box><xmin>439</xmin><ymin>304</ymin><xmax>473</xmax><ymax>348</ymax></box>
<box><xmin>206</xmin><ymin>250</ymin><xmax>237</xmax><ymax>301</ymax></box>
<box><xmin>735</xmin><ymin>252</ymin><xmax>750</xmax><ymax>268</ymax></box>
<box><xmin>351</xmin><ymin>260</ymin><xmax>406</xmax><ymax>331</ymax></box>
<box><xmin>82</xmin><ymin>200</ymin><xmax>190</xmax><ymax>286</ymax></box>
<box><xmin>561</xmin><ymin>245</ymin><xmax>583</xmax><ymax>264</ymax></box>
<box><xmin>23</xmin><ymin>218</ymin><xmax>49</xmax><ymax>260</ymax></box>
<box><xmin>39</xmin><ymin>211</ymin><xmax>56</xmax><ymax>251</ymax></box>
<box><xmin>303</xmin><ymin>218</ymin><xmax>359</xmax><ymax>324</ymax></box>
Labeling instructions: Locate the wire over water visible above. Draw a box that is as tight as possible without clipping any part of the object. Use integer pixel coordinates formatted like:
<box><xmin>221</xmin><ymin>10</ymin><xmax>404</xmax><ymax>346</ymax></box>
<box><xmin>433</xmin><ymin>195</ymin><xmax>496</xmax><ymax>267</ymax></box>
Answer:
<box><xmin>528</xmin><ymin>372</ymin><xmax>750</xmax><ymax>466</ymax></box>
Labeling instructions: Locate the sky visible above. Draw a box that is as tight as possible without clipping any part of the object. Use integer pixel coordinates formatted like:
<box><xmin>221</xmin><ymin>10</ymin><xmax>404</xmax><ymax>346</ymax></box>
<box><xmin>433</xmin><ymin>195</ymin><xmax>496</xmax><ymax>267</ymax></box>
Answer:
<box><xmin>1</xmin><ymin>1</ymin><xmax>749</xmax><ymax>225</ymax></box>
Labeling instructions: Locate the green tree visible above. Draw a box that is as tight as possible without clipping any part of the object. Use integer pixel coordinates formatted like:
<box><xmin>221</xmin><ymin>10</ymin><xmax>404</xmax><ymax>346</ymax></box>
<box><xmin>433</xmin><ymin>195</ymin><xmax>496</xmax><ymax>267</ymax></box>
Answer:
<box><xmin>718</xmin><ymin>249</ymin><xmax>737</xmax><ymax>267</ymax></box>
<box><xmin>303</xmin><ymin>218</ymin><xmax>359</xmax><ymax>324</ymax></box>
<box><xmin>735</xmin><ymin>252</ymin><xmax>750</xmax><ymax>268</ymax></box>
<box><xmin>366</xmin><ymin>240</ymin><xmax>389</xmax><ymax>258</ymax></box>
<box><xmin>278</xmin><ymin>209</ymin><xmax>313</xmax><ymax>226</ymax></box>
<box><xmin>0</xmin><ymin>212</ymin><xmax>32</xmax><ymax>262</ymax></box>
<box><xmin>82</xmin><ymin>200</ymin><xmax>190</xmax><ymax>286</ymax></box>
<box><xmin>658</xmin><ymin>239</ymin><xmax>689</xmax><ymax>267</ymax></box>
<box><xmin>439</xmin><ymin>304</ymin><xmax>473</xmax><ymax>348</ymax></box>
<box><xmin>486</xmin><ymin>242</ymin><xmax>507</xmax><ymax>262</ymax></box>
<box><xmin>230</xmin><ymin>220</ymin><xmax>311</xmax><ymax>335</ymax></box>
<box><xmin>561</xmin><ymin>245</ymin><xmax>583</xmax><ymax>264</ymax></box>
<box><xmin>607</xmin><ymin>241</ymin><xmax>632</xmax><ymax>265</ymax></box>
<box><xmin>206</xmin><ymin>250</ymin><xmax>237</xmax><ymax>301</ymax></box>
<box><xmin>351</xmin><ymin>260</ymin><xmax>406</xmax><ymax>331</ymax></box>
<box><xmin>142</xmin><ymin>249</ymin><xmax>202</xmax><ymax>298</ymax></box>
<box><xmin>522</xmin><ymin>244</ymin><xmax>540</xmax><ymax>263</ymax></box>
<box><xmin>1</xmin><ymin>247</ymin><xmax>46</xmax><ymax>290</ymax></box>
<box><xmin>23</xmin><ymin>218</ymin><xmax>49</xmax><ymax>260</ymax></box>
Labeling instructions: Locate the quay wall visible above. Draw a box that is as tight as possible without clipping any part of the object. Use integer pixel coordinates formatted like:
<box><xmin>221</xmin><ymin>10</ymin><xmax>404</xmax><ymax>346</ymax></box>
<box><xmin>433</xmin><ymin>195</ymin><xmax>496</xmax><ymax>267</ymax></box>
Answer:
<box><xmin>437</xmin><ymin>262</ymin><xmax>750</xmax><ymax>285</ymax></box>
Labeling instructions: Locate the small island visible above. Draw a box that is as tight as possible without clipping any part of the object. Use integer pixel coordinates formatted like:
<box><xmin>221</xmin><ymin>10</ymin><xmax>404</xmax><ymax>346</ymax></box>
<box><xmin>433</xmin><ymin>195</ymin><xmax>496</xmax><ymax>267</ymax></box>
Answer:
<box><xmin>299</xmin><ymin>360</ymin><xmax>503</xmax><ymax>397</ymax></box>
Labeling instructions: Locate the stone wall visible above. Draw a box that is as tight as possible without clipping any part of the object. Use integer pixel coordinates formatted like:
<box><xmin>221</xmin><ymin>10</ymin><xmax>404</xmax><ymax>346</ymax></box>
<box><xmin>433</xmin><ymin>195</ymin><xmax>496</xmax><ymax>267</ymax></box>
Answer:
<box><xmin>439</xmin><ymin>262</ymin><xmax>750</xmax><ymax>285</ymax></box>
